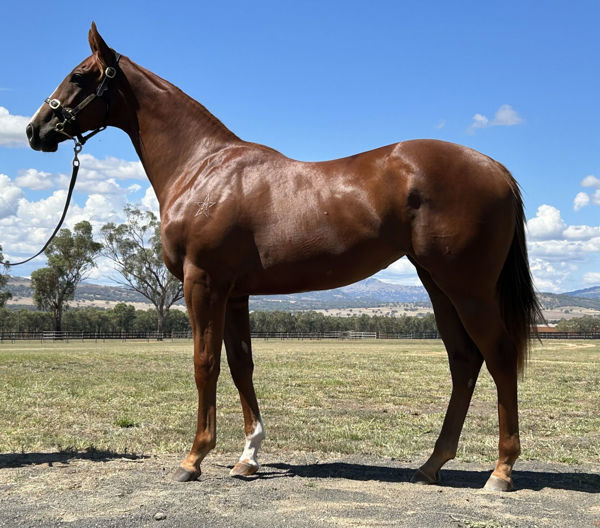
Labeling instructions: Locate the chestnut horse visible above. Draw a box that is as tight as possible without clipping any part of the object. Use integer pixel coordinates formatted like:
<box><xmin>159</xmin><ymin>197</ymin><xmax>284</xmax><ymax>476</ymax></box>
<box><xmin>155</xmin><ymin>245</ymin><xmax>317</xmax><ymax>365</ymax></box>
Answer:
<box><xmin>27</xmin><ymin>24</ymin><xmax>542</xmax><ymax>491</ymax></box>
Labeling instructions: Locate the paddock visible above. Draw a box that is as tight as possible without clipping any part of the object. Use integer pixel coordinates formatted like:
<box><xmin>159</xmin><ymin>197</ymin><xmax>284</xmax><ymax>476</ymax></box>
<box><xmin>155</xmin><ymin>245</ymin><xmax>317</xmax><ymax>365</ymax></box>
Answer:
<box><xmin>1</xmin><ymin>339</ymin><xmax>598</xmax><ymax>526</ymax></box>
<box><xmin>0</xmin><ymin>339</ymin><xmax>598</xmax><ymax>463</ymax></box>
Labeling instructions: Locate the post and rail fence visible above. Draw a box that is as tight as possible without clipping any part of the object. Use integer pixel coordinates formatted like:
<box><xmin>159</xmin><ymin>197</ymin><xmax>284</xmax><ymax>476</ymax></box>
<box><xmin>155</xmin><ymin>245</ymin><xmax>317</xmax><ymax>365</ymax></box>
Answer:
<box><xmin>0</xmin><ymin>330</ymin><xmax>599</xmax><ymax>343</ymax></box>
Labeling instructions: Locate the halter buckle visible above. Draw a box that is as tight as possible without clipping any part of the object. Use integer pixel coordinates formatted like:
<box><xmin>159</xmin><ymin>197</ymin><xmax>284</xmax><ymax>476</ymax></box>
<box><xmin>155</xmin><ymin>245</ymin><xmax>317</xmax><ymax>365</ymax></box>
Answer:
<box><xmin>49</xmin><ymin>98</ymin><xmax>61</xmax><ymax>110</ymax></box>
<box><xmin>105</xmin><ymin>66</ymin><xmax>117</xmax><ymax>79</ymax></box>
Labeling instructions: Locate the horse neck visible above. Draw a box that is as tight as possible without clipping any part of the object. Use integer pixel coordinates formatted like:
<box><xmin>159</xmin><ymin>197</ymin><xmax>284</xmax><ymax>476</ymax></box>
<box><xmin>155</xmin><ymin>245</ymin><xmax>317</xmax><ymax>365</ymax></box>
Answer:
<box><xmin>114</xmin><ymin>57</ymin><xmax>241</xmax><ymax>205</ymax></box>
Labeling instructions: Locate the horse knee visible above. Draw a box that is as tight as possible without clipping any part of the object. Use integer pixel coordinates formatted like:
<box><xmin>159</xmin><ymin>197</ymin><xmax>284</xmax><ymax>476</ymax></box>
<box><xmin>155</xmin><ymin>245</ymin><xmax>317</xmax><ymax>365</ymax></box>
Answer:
<box><xmin>194</xmin><ymin>358</ymin><xmax>220</xmax><ymax>388</ymax></box>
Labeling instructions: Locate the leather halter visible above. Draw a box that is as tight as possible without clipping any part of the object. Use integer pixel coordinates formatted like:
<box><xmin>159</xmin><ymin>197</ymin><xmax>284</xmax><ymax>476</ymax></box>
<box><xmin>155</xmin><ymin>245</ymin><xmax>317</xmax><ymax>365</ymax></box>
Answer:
<box><xmin>6</xmin><ymin>53</ymin><xmax>121</xmax><ymax>267</ymax></box>
<box><xmin>44</xmin><ymin>52</ymin><xmax>121</xmax><ymax>146</ymax></box>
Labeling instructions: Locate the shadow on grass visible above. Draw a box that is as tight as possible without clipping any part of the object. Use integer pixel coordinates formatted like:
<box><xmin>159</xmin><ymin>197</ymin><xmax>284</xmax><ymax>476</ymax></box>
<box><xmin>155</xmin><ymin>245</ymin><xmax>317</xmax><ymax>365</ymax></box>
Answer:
<box><xmin>0</xmin><ymin>448</ymin><xmax>148</xmax><ymax>469</ymax></box>
<box><xmin>259</xmin><ymin>462</ymin><xmax>600</xmax><ymax>493</ymax></box>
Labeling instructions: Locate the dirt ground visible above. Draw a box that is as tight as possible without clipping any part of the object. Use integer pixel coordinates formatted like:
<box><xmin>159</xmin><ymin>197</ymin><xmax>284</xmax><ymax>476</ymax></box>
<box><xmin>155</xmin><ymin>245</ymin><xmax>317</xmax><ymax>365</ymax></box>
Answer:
<box><xmin>0</xmin><ymin>451</ymin><xmax>598</xmax><ymax>528</ymax></box>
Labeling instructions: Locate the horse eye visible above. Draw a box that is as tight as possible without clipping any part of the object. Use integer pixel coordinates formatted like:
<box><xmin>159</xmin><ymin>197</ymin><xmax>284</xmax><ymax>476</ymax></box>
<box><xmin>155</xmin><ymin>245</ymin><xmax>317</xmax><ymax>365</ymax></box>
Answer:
<box><xmin>70</xmin><ymin>73</ymin><xmax>85</xmax><ymax>86</ymax></box>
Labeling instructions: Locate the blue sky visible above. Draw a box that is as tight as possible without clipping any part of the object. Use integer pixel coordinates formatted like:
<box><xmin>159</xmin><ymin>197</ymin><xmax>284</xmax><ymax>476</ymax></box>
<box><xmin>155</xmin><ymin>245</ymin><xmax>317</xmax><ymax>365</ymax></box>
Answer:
<box><xmin>1</xmin><ymin>1</ymin><xmax>598</xmax><ymax>292</ymax></box>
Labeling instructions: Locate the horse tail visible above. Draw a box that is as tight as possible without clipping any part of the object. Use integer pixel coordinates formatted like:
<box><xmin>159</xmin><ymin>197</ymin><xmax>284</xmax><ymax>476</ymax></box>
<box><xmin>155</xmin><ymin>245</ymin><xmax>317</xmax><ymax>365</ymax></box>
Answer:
<box><xmin>497</xmin><ymin>174</ymin><xmax>544</xmax><ymax>375</ymax></box>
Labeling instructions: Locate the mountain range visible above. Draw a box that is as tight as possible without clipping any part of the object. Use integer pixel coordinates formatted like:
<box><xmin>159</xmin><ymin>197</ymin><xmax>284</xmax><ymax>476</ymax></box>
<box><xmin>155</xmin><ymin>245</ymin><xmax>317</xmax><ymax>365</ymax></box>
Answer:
<box><xmin>5</xmin><ymin>276</ymin><xmax>600</xmax><ymax>313</ymax></box>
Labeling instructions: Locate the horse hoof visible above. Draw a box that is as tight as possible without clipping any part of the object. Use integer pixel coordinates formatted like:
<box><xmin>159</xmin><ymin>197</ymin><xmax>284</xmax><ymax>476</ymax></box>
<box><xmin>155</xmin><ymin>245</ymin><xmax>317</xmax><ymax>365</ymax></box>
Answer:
<box><xmin>484</xmin><ymin>474</ymin><xmax>514</xmax><ymax>492</ymax></box>
<box><xmin>172</xmin><ymin>466</ymin><xmax>201</xmax><ymax>482</ymax></box>
<box><xmin>411</xmin><ymin>468</ymin><xmax>440</xmax><ymax>485</ymax></box>
<box><xmin>230</xmin><ymin>460</ymin><xmax>259</xmax><ymax>477</ymax></box>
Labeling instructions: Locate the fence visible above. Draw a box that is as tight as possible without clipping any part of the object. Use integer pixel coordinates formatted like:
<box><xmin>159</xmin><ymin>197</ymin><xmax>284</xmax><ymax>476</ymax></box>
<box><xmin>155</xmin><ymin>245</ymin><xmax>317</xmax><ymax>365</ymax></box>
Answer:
<box><xmin>0</xmin><ymin>331</ymin><xmax>193</xmax><ymax>342</ymax></box>
<box><xmin>1</xmin><ymin>330</ymin><xmax>599</xmax><ymax>342</ymax></box>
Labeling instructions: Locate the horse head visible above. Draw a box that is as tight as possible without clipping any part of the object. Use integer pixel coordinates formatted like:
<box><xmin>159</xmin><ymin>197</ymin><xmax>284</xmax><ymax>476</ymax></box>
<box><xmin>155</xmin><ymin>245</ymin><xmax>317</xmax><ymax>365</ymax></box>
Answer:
<box><xmin>26</xmin><ymin>22</ymin><xmax>120</xmax><ymax>152</ymax></box>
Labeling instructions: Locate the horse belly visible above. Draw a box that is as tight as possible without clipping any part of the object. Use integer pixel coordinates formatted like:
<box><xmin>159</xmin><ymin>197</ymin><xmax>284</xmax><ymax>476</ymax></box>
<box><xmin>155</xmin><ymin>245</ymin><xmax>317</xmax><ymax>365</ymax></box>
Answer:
<box><xmin>234</xmin><ymin>226</ymin><xmax>408</xmax><ymax>296</ymax></box>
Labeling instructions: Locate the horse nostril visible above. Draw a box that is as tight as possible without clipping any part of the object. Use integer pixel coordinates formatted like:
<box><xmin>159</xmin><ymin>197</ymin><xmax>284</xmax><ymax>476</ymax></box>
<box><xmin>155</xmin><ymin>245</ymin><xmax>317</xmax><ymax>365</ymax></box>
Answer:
<box><xmin>26</xmin><ymin>124</ymin><xmax>34</xmax><ymax>140</ymax></box>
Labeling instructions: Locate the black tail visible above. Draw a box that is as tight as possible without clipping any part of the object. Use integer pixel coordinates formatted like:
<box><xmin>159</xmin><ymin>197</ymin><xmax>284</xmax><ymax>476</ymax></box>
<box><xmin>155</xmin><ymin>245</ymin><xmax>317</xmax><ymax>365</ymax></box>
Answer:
<box><xmin>497</xmin><ymin>179</ymin><xmax>544</xmax><ymax>375</ymax></box>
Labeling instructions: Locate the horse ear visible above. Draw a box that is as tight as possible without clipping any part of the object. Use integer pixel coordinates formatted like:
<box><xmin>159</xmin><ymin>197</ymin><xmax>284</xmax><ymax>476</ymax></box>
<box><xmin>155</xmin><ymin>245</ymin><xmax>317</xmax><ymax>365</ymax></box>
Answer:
<box><xmin>88</xmin><ymin>22</ymin><xmax>113</xmax><ymax>67</ymax></box>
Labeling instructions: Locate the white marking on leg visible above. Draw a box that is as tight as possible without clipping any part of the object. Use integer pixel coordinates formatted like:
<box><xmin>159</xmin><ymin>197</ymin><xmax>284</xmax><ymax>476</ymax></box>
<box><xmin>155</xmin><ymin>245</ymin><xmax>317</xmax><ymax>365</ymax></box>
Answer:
<box><xmin>239</xmin><ymin>416</ymin><xmax>265</xmax><ymax>467</ymax></box>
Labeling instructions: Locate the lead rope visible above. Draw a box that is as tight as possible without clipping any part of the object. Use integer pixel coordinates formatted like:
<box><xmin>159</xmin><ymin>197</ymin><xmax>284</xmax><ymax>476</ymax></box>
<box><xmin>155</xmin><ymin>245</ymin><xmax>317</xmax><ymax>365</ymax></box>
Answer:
<box><xmin>6</xmin><ymin>140</ymin><xmax>82</xmax><ymax>266</ymax></box>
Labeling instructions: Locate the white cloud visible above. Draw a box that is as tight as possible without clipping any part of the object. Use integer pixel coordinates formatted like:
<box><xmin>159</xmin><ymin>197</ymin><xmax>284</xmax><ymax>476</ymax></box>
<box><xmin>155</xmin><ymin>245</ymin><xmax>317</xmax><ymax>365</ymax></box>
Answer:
<box><xmin>492</xmin><ymin>104</ymin><xmax>525</xmax><ymax>126</ymax></box>
<box><xmin>15</xmin><ymin>169</ymin><xmax>54</xmax><ymax>190</ymax></box>
<box><xmin>76</xmin><ymin>177</ymin><xmax>124</xmax><ymax>196</ymax></box>
<box><xmin>374</xmin><ymin>257</ymin><xmax>421</xmax><ymax>286</ymax></box>
<box><xmin>529</xmin><ymin>258</ymin><xmax>572</xmax><ymax>292</ymax></box>
<box><xmin>526</xmin><ymin>205</ymin><xmax>567</xmax><ymax>241</ymax></box>
<box><xmin>574</xmin><ymin>191</ymin><xmax>590</xmax><ymax>211</ymax></box>
<box><xmin>581</xmin><ymin>175</ymin><xmax>600</xmax><ymax>188</ymax></box>
<box><xmin>85</xmin><ymin>255</ymin><xmax>122</xmax><ymax>282</ymax></box>
<box><xmin>0</xmin><ymin>106</ymin><xmax>30</xmax><ymax>147</ymax></box>
<box><xmin>0</xmin><ymin>173</ymin><xmax>24</xmax><ymax>217</ymax></box>
<box><xmin>469</xmin><ymin>113</ymin><xmax>489</xmax><ymax>130</ymax></box>
<box><xmin>563</xmin><ymin>225</ymin><xmax>600</xmax><ymax>240</ymax></box>
<box><xmin>573</xmin><ymin>174</ymin><xmax>600</xmax><ymax>211</ymax></box>
<box><xmin>140</xmin><ymin>186</ymin><xmax>159</xmax><ymax>214</ymax></box>
<box><xmin>434</xmin><ymin>119</ymin><xmax>446</xmax><ymax>129</ymax></box>
<box><xmin>78</xmin><ymin>154</ymin><xmax>146</xmax><ymax>181</ymax></box>
<box><xmin>0</xmin><ymin>153</ymin><xmax>150</xmax><ymax>262</ymax></box>
<box><xmin>526</xmin><ymin>203</ymin><xmax>600</xmax><ymax>290</ymax></box>
<box><xmin>583</xmin><ymin>272</ymin><xmax>600</xmax><ymax>284</ymax></box>
<box><xmin>468</xmin><ymin>104</ymin><xmax>524</xmax><ymax>133</ymax></box>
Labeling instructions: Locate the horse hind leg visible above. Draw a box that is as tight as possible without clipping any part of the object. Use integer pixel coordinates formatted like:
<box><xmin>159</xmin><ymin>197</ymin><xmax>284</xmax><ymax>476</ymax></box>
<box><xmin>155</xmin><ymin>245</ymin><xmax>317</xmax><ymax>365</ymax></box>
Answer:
<box><xmin>450</xmin><ymin>293</ymin><xmax>522</xmax><ymax>491</ymax></box>
<box><xmin>410</xmin><ymin>265</ymin><xmax>484</xmax><ymax>485</ymax></box>
<box><xmin>224</xmin><ymin>296</ymin><xmax>265</xmax><ymax>477</ymax></box>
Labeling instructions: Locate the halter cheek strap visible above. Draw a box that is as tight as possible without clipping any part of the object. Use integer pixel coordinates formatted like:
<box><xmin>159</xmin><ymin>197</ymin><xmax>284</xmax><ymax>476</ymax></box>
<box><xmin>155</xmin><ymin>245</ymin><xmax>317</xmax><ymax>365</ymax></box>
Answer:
<box><xmin>44</xmin><ymin>53</ymin><xmax>121</xmax><ymax>146</ymax></box>
<box><xmin>5</xmin><ymin>53</ymin><xmax>121</xmax><ymax>267</ymax></box>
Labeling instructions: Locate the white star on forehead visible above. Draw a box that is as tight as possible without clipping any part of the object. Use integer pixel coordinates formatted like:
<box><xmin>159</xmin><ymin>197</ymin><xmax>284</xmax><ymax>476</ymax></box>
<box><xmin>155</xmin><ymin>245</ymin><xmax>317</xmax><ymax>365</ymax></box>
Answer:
<box><xmin>195</xmin><ymin>194</ymin><xmax>216</xmax><ymax>217</ymax></box>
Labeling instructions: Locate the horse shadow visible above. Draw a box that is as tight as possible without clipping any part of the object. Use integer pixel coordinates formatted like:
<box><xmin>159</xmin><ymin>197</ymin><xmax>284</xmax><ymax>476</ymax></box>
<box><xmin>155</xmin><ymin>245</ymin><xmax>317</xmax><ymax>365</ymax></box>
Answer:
<box><xmin>252</xmin><ymin>461</ymin><xmax>600</xmax><ymax>493</ymax></box>
<box><xmin>0</xmin><ymin>448</ymin><xmax>147</xmax><ymax>469</ymax></box>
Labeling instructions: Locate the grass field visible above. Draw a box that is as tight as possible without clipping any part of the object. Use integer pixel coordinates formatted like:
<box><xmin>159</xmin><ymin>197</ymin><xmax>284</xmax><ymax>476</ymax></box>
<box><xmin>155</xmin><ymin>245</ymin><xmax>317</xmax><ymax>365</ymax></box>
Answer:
<box><xmin>0</xmin><ymin>338</ymin><xmax>598</xmax><ymax>465</ymax></box>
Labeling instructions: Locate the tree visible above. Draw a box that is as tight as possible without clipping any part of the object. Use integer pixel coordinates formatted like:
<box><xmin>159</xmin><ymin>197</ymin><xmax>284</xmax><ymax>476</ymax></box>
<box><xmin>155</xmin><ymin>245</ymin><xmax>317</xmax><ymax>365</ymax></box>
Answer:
<box><xmin>30</xmin><ymin>221</ymin><xmax>102</xmax><ymax>331</ymax></box>
<box><xmin>101</xmin><ymin>206</ymin><xmax>183</xmax><ymax>335</ymax></box>
<box><xmin>0</xmin><ymin>245</ymin><xmax>12</xmax><ymax>308</ymax></box>
<box><xmin>111</xmin><ymin>302</ymin><xmax>136</xmax><ymax>334</ymax></box>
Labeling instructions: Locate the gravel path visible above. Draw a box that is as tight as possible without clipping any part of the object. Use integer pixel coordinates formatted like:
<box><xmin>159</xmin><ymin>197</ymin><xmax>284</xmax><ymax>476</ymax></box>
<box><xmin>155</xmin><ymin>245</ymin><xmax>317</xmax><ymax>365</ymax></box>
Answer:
<box><xmin>0</xmin><ymin>452</ymin><xmax>598</xmax><ymax>527</ymax></box>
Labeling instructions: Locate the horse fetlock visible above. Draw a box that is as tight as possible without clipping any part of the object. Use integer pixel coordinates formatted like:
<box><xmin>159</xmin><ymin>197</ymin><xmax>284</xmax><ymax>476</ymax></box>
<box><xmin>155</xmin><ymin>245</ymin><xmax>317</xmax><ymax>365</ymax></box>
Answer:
<box><xmin>434</xmin><ymin>447</ymin><xmax>457</xmax><ymax>465</ymax></box>
<box><xmin>238</xmin><ymin>417</ymin><xmax>265</xmax><ymax>466</ymax></box>
<box><xmin>498</xmin><ymin>436</ymin><xmax>521</xmax><ymax>464</ymax></box>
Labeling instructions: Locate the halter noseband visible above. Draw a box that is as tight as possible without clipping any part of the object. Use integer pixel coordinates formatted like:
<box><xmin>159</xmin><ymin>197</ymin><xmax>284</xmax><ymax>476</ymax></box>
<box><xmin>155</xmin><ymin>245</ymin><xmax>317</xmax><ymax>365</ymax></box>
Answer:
<box><xmin>6</xmin><ymin>53</ymin><xmax>121</xmax><ymax>267</ymax></box>
<box><xmin>44</xmin><ymin>52</ymin><xmax>121</xmax><ymax>146</ymax></box>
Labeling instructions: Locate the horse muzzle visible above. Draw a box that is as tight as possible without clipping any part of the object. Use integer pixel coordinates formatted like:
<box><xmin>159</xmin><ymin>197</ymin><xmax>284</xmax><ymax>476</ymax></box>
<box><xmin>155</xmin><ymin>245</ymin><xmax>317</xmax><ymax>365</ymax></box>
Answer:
<box><xmin>26</xmin><ymin>122</ymin><xmax>58</xmax><ymax>152</ymax></box>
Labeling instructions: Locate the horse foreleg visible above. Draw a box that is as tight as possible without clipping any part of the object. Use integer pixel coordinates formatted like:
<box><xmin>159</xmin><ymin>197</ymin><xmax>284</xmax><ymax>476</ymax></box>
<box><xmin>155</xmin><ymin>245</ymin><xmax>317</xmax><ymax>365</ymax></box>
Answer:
<box><xmin>224</xmin><ymin>296</ymin><xmax>265</xmax><ymax>477</ymax></box>
<box><xmin>411</xmin><ymin>267</ymin><xmax>483</xmax><ymax>485</ymax></box>
<box><xmin>173</xmin><ymin>268</ymin><xmax>228</xmax><ymax>482</ymax></box>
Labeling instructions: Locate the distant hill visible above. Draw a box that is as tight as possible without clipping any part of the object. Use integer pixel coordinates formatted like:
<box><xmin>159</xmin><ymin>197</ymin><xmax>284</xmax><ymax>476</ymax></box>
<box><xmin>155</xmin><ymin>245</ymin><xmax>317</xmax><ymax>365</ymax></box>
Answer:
<box><xmin>248</xmin><ymin>278</ymin><xmax>430</xmax><ymax>311</ymax></box>
<box><xmin>562</xmin><ymin>286</ymin><xmax>600</xmax><ymax>299</ymax></box>
<box><xmin>538</xmin><ymin>292</ymin><xmax>600</xmax><ymax>311</ymax></box>
<box><xmin>6</xmin><ymin>276</ymin><xmax>429</xmax><ymax>311</ymax></box>
<box><xmin>7</xmin><ymin>276</ymin><xmax>161</xmax><ymax>306</ymax></box>
<box><xmin>5</xmin><ymin>276</ymin><xmax>600</xmax><ymax>314</ymax></box>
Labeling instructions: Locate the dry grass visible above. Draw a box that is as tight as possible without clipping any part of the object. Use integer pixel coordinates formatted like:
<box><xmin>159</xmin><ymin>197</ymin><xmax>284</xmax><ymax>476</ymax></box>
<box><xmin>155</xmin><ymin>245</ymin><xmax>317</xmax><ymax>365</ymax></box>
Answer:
<box><xmin>0</xmin><ymin>338</ymin><xmax>598</xmax><ymax>465</ymax></box>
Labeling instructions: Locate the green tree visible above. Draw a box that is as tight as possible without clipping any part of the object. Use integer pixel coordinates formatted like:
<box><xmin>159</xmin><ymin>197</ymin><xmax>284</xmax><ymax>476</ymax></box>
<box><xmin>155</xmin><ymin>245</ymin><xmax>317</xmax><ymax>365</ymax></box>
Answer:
<box><xmin>166</xmin><ymin>309</ymin><xmax>191</xmax><ymax>333</ymax></box>
<box><xmin>111</xmin><ymin>303</ymin><xmax>136</xmax><ymax>334</ymax></box>
<box><xmin>101</xmin><ymin>206</ymin><xmax>183</xmax><ymax>335</ymax></box>
<box><xmin>556</xmin><ymin>316</ymin><xmax>600</xmax><ymax>333</ymax></box>
<box><xmin>30</xmin><ymin>221</ymin><xmax>102</xmax><ymax>331</ymax></box>
<box><xmin>0</xmin><ymin>245</ymin><xmax>12</xmax><ymax>308</ymax></box>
